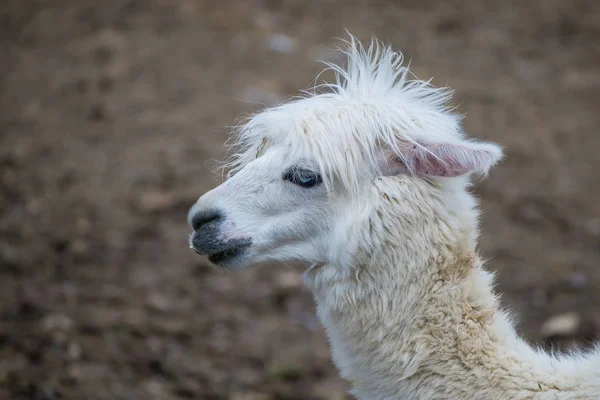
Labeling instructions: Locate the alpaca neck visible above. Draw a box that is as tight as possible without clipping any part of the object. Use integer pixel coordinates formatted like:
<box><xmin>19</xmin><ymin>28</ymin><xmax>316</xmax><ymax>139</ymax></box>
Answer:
<box><xmin>306</xmin><ymin>239</ymin><xmax>510</xmax><ymax>398</ymax></box>
<box><xmin>304</xmin><ymin>179</ymin><xmax>595</xmax><ymax>399</ymax></box>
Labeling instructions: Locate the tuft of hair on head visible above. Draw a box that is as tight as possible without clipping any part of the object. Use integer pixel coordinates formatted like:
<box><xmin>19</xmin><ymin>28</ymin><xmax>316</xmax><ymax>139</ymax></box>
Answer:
<box><xmin>321</xmin><ymin>34</ymin><xmax>502</xmax><ymax>180</ymax></box>
<box><xmin>222</xmin><ymin>33</ymin><xmax>502</xmax><ymax>191</ymax></box>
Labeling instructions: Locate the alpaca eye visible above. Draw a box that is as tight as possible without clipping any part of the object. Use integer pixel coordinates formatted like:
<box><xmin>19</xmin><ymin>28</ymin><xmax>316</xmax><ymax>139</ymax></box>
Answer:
<box><xmin>283</xmin><ymin>168</ymin><xmax>322</xmax><ymax>188</ymax></box>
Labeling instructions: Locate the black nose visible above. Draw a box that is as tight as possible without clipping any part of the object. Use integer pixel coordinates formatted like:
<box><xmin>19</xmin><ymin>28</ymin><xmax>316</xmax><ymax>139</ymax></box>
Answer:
<box><xmin>191</xmin><ymin>209</ymin><xmax>222</xmax><ymax>231</ymax></box>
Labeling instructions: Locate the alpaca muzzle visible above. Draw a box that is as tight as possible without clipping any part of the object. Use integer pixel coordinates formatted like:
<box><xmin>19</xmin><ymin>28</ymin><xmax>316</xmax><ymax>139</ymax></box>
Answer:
<box><xmin>188</xmin><ymin>208</ymin><xmax>252</xmax><ymax>266</ymax></box>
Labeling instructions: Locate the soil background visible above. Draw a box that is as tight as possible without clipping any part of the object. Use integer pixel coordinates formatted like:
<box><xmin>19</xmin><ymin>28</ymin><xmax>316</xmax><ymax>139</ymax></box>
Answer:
<box><xmin>1</xmin><ymin>1</ymin><xmax>600</xmax><ymax>399</ymax></box>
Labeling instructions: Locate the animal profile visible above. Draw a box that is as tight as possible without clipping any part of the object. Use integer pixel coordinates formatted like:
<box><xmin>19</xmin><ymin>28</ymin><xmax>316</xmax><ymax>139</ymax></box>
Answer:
<box><xmin>188</xmin><ymin>36</ymin><xmax>600</xmax><ymax>399</ymax></box>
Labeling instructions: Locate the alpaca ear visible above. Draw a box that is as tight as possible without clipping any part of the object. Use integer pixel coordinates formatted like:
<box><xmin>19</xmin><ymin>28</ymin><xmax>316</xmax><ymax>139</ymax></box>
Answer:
<box><xmin>384</xmin><ymin>141</ymin><xmax>503</xmax><ymax>177</ymax></box>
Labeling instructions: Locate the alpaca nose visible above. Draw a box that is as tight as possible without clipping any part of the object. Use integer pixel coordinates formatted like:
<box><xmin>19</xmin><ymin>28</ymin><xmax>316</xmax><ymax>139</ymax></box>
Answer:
<box><xmin>191</xmin><ymin>209</ymin><xmax>222</xmax><ymax>231</ymax></box>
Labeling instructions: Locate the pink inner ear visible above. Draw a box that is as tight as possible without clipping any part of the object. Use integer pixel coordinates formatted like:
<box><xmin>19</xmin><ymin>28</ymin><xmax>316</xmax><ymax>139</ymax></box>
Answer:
<box><xmin>407</xmin><ymin>143</ymin><xmax>496</xmax><ymax>177</ymax></box>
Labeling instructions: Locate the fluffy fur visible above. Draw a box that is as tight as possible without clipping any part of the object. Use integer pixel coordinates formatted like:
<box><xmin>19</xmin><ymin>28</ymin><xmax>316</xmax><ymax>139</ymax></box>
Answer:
<box><xmin>189</xmin><ymin>36</ymin><xmax>600</xmax><ymax>399</ymax></box>
<box><xmin>225</xmin><ymin>37</ymin><xmax>500</xmax><ymax>193</ymax></box>
<box><xmin>305</xmin><ymin>175</ymin><xmax>600</xmax><ymax>399</ymax></box>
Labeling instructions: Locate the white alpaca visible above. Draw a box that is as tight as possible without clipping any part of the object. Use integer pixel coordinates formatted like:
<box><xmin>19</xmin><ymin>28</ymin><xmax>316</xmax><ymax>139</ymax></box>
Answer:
<box><xmin>187</xmin><ymin>37</ymin><xmax>600</xmax><ymax>399</ymax></box>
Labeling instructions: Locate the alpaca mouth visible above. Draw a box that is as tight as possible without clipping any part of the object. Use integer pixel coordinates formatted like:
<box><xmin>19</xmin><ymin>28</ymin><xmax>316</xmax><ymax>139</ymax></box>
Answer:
<box><xmin>190</xmin><ymin>232</ymin><xmax>252</xmax><ymax>266</ymax></box>
<box><xmin>206</xmin><ymin>244</ymin><xmax>250</xmax><ymax>264</ymax></box>
<box><xmin>190</xmin><ymin>241</ymin><xmax>251</xmax><ymax>265</ymax></box>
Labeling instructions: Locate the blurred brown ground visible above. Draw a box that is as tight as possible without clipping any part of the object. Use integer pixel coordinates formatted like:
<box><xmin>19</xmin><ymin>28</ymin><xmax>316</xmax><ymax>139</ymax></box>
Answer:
<box><xmin>1</xmin><ymin>0</ymin><xmax>600</xmax><ymax>399</ymax></box>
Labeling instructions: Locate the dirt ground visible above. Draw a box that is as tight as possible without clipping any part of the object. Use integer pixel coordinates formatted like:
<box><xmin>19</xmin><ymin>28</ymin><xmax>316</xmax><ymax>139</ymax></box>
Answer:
<box><xmin>1</xmin><ymin>0</ymin><xmax>600</xmax><ymax>399</ymax></box>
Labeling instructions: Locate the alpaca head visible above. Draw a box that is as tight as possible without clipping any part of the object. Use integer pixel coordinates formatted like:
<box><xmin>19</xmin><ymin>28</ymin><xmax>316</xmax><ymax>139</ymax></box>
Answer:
<box><xmin>188</xmin><ymin>37</ymin><xmax>503</xmax><ymax>270</ymax></box>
